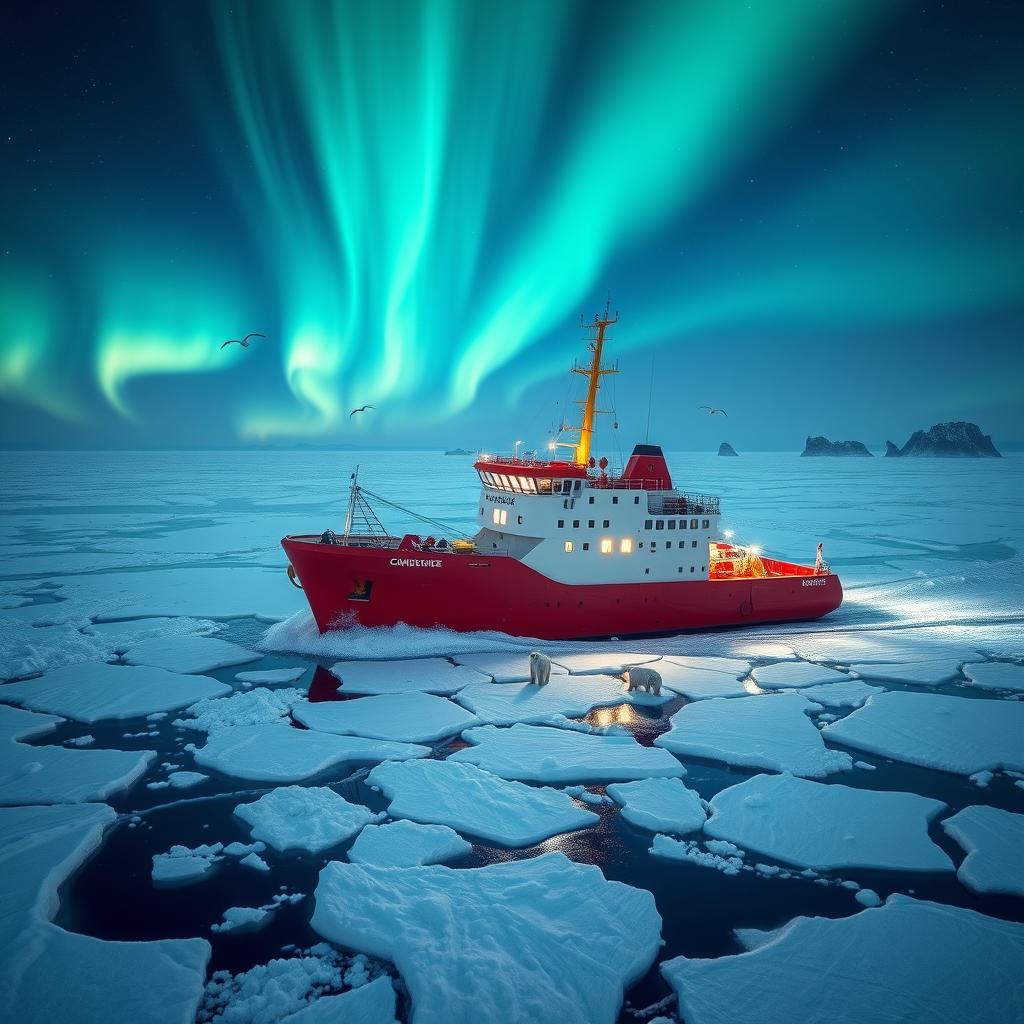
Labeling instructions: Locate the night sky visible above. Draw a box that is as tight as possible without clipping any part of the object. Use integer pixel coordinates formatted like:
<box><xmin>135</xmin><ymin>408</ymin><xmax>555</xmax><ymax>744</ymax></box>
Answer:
<box><xmin>2</xmin><ymin>1</ymin><xmax>1022</xmax><ymax>452</ymax></box>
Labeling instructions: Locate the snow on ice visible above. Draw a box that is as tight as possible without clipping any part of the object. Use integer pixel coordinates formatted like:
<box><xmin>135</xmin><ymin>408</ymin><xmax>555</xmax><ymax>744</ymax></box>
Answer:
<box><xmin>660</xmin><ymin>655</ymin><xmax>753</xmax><ymax>677</ymax></box>
<box><xmin>311</xmin><ymin>853</ymin><xmax>661</xmax><ymax>1024</ymax></box>
<box><xmin>177</xmin><ymin>687</ymin><xmax>305</xmax><ymax>733</ymax></box>
<box><xmin>328</xmin><ymin>657</ymin><xmax>481</xmax><ymax>695</ymax></box>
<box><xmin>449</xmin><ymin>723</ymin><xmax>686</xmax><ymax>783</ymax></box>
<box><xmin>235</xmin><ymin>667</ymin><xmax>308</xmax><ymax>685</ymax></box>
<box><xmin>549</xmin><ymin>652</ymin><xmax>661</xmax><ymax>675</ymax></box>
<box><xmin>654</xmin><ymin>694</ymin><xmax>853</xmax><ymax>777</ymax></box>
<box><xmin>348</xmin><ymin>820</ymin><xmax>472</xmax><ymax>867</ymax></box>
<box><xmin>293</xmin><ymin>691</ymin><xmax>479</xmax><ymax>743</ymax></box>
<box><xmin>941</xmin><ymin>805</ymin><xmax>1024</xmax><ymax>897</ymax></box>
<box><xmin>962</xmin><ymin>661</ymin><xmax>1024</xmax><ymax>693</ymax></box>
<box><xmin>365</xmin><ymin>758</ymin><xmax>598</xmax><ymax>846</ymax></box>
<box><xmin>653</xmin><ymin>663</ymin><xmax>751</xmax><ymax>701</ymax></box>
<box><xmin>277</xmin><ymin>976</ymin><xmax>398</xmax><ymax>1024</ymax></box>
<box><xmin>823</xmin><ymin>691</ymin><xmax>1024</xmax><ymax>775</ymax></box>
<box><xmin>749</xmin><ymin>661</ymin><xmax>853</xmax><ymax>690</ymax></box>
<box><xmin>606</xmin><ymin>777</ymin><xmax>707</xmax><ymax>833</ymax></box>
<box><xmin>152</xmin><ymin>844</ymin><xmax>224</xmax><ymax>886</ymax></box>
<box><xmin>848</xmin><ymin>660</ymin><xmax>974</xmax><ymax>686</ymax></box>
<box><xmin>451</xmin><ymin>651</ymin><xmax>570</xmax><ymax>683</ymax></box>
<box><xmin>123</xmin><ymin>636</ymin><xmax>261</xmax><ymax>674</ymax></box>
<box><xmin>783</xmin><ymin>679</ymin><xmax>883</xmax><ymax>708</ymax></box>
<box><xmin>650</xmin><ymin>835</ymin><xmax>746</xmax><ymax>875</ymax></box>
<box><xmin>704</xmin><ymin>773</ymin><xmax>953</xmax><ymax>872</ymax></box>
<box><xmin>211</xmin><ymin>905</ymin><xmax>274</xmax><ymax>935</ymax></box>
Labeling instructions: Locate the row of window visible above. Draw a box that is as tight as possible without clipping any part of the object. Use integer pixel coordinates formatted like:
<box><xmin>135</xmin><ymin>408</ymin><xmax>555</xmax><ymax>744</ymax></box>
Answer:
<box><xmin>563</xmin><ymin>538</ymin><xmax>701</xmax><ymax>554</ymax></box>
<box><xmin>556</xmin><ymin>517</ymin><xmax>710</xmax><ymax>531</ymax></box>
<box><xmin>479</xmin><ymin>471</ymin><xmax>557</xmax><ymax>494</ymax></box>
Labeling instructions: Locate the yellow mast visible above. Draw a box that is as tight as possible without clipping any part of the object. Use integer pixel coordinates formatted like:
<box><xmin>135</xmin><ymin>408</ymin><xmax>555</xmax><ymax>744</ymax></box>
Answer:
<box><xmin>571</xmin><ymin>301</ymin><xmax>619</xmax><ymax>466</ymax></box>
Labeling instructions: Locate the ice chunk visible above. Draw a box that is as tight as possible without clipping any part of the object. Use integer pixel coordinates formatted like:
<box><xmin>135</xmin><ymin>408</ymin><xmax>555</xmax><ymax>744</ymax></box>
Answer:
<box><xmin>212</xmin><ymin>905</ymin><xmax>274</xmax><ymax>934</ymax></box>
<box><xmin>650</xmin><ymin>836</ymin><xmax>744</xmax><ymax>875</ymax></box>
<box><xmin>235</xmin><ymin>666</ymin><xmax>308</xmax><ymax>685</ymax></box>
<box><xmin>654</xmin><ymin>663</ymin><xmax>751</xmax><ymax>700</ymax></box>
<box><xmin>167</xmin><ymin>771</ymin><xmax>208</xmax><ymax>789</ymax></box>
<box><xmin>366</xmin><ymin>759</ymin><xmax>598</xmax><ymax>846</ymax></box>
<box><xmin>855</xmin><ymin>888</ymin><xmax>882</xmax><ymax>907</ymax></box>
<box><xmin>312</xmin><ymin>853</ymin><xmax>661</xmax><ymax>1024</ymax></box>
<box><xmin>123</xmin><ymin>636</ymin><xmax>260</xmax><ymax>674</ymax></box>
<box><xmin>823</xmin><ymin>691</ymin><xmax>1024</xmax><ymax>775</ymax></box>
<box><xmin>239</xmin><ymin>851</ymin><xmax>270</xmax><ymax>872</ymax></box>
<box><xmin>849</xmin><ymin>660</ymin><xmax>969</xmax><ymax>686</ymax></box>
<box><xmin>152</xmin><ymin>844</ymin><xmax>224</xmax><ymax>886</ymax></box>
<box><xmin>654</xmin><ymin>694</ymin><xmax>853</xmax><ymax>778</ymax></box>
<box><xmin>661</xmin><ymin>896</ymin><xmax>1024</xmax><ymax>1024</ymax></box>
<box><xmin>941</xmin><ymin>805</ymin><xmax>1024</xmax><ymax>896</ymax></box>
<box><xmin>786</xmin><ymin>679</ymin><xmax>884</xmax><ymax>708</ymax></box>
<box><xmin>279</xmin><ymin>976</ymin><xmax>398</xmax><ymax>1024</ymax></box>
<box><xmin>963</xmin><ymin>662</ymin><xmax>1024</xmax><ymax>693</ymax></box>
<box><xmin>177</xmin><ymin>687</ymin><xmax>304</xmax><ymax>733</ymax></box>
<box><xmin>750</xmin><ymin>662</ymin><xmax>852</xmax><ymax>690</ymax></box>
<box><xmin>348</xmin><ymin>820</ymin><xmax>472</xmax><ymax>867</ymax></box>
<box><xmin>451</xmin><ymin>652</ymin><xmax>570</xmax><ymax>683</ymax></box>
<box><xmin>294</xmin><ymin>691</ymin><xmax>479</xmax><ymax>743</ymax></box>
<box><xmin>704</xmin><ymin>773</ymin><xmax>953</xmax><ymax>872</ymax></box>
<box><xmin>235</xmin><ymin>786</ymin><xmax>381</xmax><ymax>854</ymax></box>
<box><xmin>550</xmin><ymin>652</ymin><xmax>661</xmax><ymax>675</ymax></box>
<box><xmin>328</xmin><ymin>658</ymin><xmax>480</xmax><ymax>695</ymax></box>
<box><xmin>449</xmin><ymin>723</ymin><xmax>685</xmax><ymax>783</ymax></box>
<box><xmin>0</xmin><ymin>704</ymin><xmax>154</xmax><ymax>805</ymax></box>
<box><xmin>606</xmin><ymin>778</ymin><xmax>707</xmax><ymax>833</ymax></box>
<box><xmin>0</xmin><ymin>661</ymin><xmax>230</xmax><ymax>723</ymax></box>
<box><xmin>194</xmin><ymin>724</ymin><xmax>428</xmax><ymax>783</ymax></box>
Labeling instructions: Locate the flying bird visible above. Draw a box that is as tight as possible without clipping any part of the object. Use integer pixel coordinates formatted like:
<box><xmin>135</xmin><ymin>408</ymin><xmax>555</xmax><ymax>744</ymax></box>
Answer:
<box><xmin>221</xmin><ymin>332</ymin><xmax>265</xmax><ymax>349</ymax></box>
<box><xmin>350</xmin><ymin>404</ymin><xmax>375</xmax><ymax>418</ymax></box>
<box><xmin>699</xmin><ymin>406</ymin><xmax>728</xmax><ymax>417</ymax></box>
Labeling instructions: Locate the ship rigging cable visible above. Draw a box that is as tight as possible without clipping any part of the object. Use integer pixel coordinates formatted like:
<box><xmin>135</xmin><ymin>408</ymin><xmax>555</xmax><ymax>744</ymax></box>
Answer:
<box><xmin>356</xmin><ymin>486</ymin><xmax>462</xmax><ymax>538</ymax></box>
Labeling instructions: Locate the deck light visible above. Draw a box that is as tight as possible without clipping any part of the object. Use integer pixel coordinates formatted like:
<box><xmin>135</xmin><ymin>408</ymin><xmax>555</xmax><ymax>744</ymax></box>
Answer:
<box><xmin>723</xmin><ymin>529</ymin><xmax>734</xmax><ymax>539</ymax></box>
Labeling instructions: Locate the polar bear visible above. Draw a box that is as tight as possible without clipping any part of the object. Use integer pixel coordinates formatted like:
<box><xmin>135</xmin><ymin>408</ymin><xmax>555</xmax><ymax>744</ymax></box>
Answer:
<box><xmin>623</xmin><ymin>665</ymin><xmax>662</xmax><ymax>696</ymax></box>
<box><xmin>528</xmin><ymin>651</ymin><xmax>552</xmax><ymax>686</ymax></box>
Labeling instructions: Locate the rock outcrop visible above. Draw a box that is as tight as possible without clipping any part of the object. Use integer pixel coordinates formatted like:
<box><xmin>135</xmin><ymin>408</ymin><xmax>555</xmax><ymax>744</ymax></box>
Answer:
<box><xmin>801</xmin><ymin>436</ymin><xmax>872</xmax><ymax>457</ymax></box>
<box><xmin>886</xmin><ymin>422</ymin><xmax>1001</xmax><ymax>458</ymax></box>
<box><xmin>718</xmin><ymin>443</ymin><xmax>738</xmax><ymax>457</ymax></box>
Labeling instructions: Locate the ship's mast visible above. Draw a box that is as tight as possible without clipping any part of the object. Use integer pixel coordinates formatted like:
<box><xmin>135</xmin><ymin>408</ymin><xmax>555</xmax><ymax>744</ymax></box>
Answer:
<box><xmin>343</xmin><ymin>465</ymin><xmax>359</xmax><ymax>541</ymax></box>
<box><xmin>572</xmin><ymin>300</ymin><xmax>619</xmax><ymax>466</ymax></box>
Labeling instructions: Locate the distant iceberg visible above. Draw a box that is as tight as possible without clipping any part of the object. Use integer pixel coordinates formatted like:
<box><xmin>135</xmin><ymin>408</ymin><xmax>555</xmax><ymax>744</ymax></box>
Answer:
<box><xmin>718</xmin><ymin>442</ymin><xmax>738</xmax><ymax>456</ymax></box>
<box><xmin>885</xmin><ymin>421</ymin><xmax>1001</xmax><ymax>457</ymax></box>
<box><xmin>800</xmin><ymin>436</ymin><xmax>872</xmax><ymax>456</ymax></box>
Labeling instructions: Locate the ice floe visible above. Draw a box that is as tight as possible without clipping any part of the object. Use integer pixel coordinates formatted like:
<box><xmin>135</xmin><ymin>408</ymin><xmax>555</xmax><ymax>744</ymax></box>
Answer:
<box><xmin>235</xmin><ymin>666</ymin><xmax>308</xmax><ymax>685</ymax></box>
<box><xmin>606</xmin><ymin>777</ymin><xmax>707</xmax><ymax>833</ymax></box>
<box><xmin>195</xmin><ymin>724</ymin><xmax>428</xmax><ymax>783</ymax></box>
<box><xmin>849</xmin><ymin>659</ymin><xmax>970</xmax><ymax>686</ymax></box>
<box><xmin>704</xmin><ymin>773</ymin><xmax>953</xmax><ymax>872</ymax></box>
<box><xmin>785</xmin><ymin>679</ymin><xmax>883</xmax><ymax>708</ymax></box>
<box><xmin>941</xmin><ymin>805</ymin><xmax>1024</xmax><ymax>896</ymax></box>
<box><xmin>328</xmin><ymin>657</ymin><xmax>480</xmax><ymax>695</ymax></box>
<box><xmin>823</xmin><ymin>691</ymin><xmax>1024</xmax><ymax>775</ymax></box>
<box><xmin>348</xmin><ymin>820</ymin><xmax>472</xmax><ymax>867</ymax></box>
<box><xmin>211</xmin><ymin>905</ymin><xmax>274</xmax><ymax>934</ymax></box>
<box><xmin>962</xmin><ymin>661</ymin><xmax>1024</xmax><ymax>693</ymax></box>
<box><xmin>176</xmin><ymin>687</ymin><xmax>304</xmax><ymax>733</ymax></box>
<box><xmin>660</xmin><ymin>655</ymin><xmax>753</xmax><ymax>677</ymax></box>
<box><xmin>449</xmin><ymin>723</ymin><xmax>686</xmax><ymax>783</ymax></box>
<box><xmin>641</xmin><ymin>662</ymin><xmax>750</xmax><ymax>700</ymax></box>
<box><xmin>278</xmin><ymin>976</ymin><xmax>398</xmax><ymax>1024</ymax></box>
<box><xmin>661</xmin><ymin>896</ymin><xmax>1024</xmax><ymax>1024</ymax></box>
<box><xmin>166</xmin><ymin>770</ymin><xmax>208</xmax><ymax>789</ymax></box>
<box><xmin>294</xmin><ymin>691</ymin><xmax>479</xmax><ymax>743</ymax></box>
<box><xmin>0</xmin><ymin>661</ymin><xmax>230</xmax><ymax>723</ymax></box>
<box><xmin>451</xmin><ymin>651</ymin><xmax>570</xmax><ymax>683</ymax></box>
<box><xmin>651</xmin><ymin>835</ymin><xmax>745</xmax><ymax>875</ymax></box>
<box><xmin>550</xmin><ymin>652</ymin><xmax>661</xmax><ymax>675</ymax></box>
<box><xmin>0</xmin><ymin>704</ymin><xmax>154</xmax><ymax>805</ymax></box>
<box><xmin>654</xmin><ymin>694</ymin><xmax>853</xmax><ymax>778</ymax></box>
<box><xmin>235</xmin><ymin>786</ymin><xmax>382</xmax><ymax>854</ymax></box>
<box><xmin>749</xmin><ymin>662</ymin><xmax>852</xmax><ymax>690</ymax></box>
<box><xmin>152</xmin><ymin>843</ymin><xmax>224</xmax><ymax>886</ymax></box>
<box><xmin>311</xmin><ymin>852</ymin><xmax>661</xmax><ymax>1024</ymax></box>
<box><xmin>123</xmin><ymin>636</ymin><xmax>260</xmax><ymax>674</ymax></box>
<box><xmin>366</xmin><ymin>759</ymin><xmax>598</xmax><ymax>846</ymax></box>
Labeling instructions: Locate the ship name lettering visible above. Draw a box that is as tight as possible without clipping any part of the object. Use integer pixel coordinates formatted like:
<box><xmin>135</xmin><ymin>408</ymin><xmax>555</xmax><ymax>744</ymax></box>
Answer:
<box><xmin>484</xmin><ymin>494</ymin><xmax>515</xmax><ymax>506</ymax></box>
<box><xmin>390</xmin><ymin>558</ymin><xmax>443</xmax><ymax>568</ymax></box>
<box><xmin>801</xmin><ymin>578</ymin><xmax>827</xmax><ymax>587</ymax></box>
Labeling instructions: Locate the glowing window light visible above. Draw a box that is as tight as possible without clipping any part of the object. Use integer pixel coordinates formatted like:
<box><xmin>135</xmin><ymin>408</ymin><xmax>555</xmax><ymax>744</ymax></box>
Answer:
<box><xmin>564</xmin><ymin>541</ymin><xmax>573</xmax><ymax>553</ymax></box>
<box><xmin>492</xmin><ymin>508</ymin><xmax>507</xmax><ymax>526</ymax></box>
<box><xmin>600</xmin><ymin>538</ymin><xmax>613</xmax><ymax>554</ymax></box>
<box><xmin>620</xmin><ymin>538</ymin><xmax>633</xmax><ymax>553</ymax></box>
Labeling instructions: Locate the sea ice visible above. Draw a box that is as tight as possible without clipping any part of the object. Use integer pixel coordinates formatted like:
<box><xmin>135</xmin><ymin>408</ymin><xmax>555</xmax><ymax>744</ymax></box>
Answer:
<box><xmin>0</xmin><ymin>704</ymin><xmax>154</xmax><ymax>805</ymax></box>
<box><xmin>366</xmin><ymin>759</ymin><xmax>598</xmax><ymax>846</ymax></box>
<box><xmin>294</xmin><ymin>691</ymin><xmax>479</xmax><ymax>743</ymax></box>
<box><xmin>194</xmin><ymin>724</ymin><xmax>428</xmax><ymax>783</ymax></box>
<box><xmin>211</xmin><ymin>905</ymin><xmax>274</xmax><ymax>934</ymax></box>
<box><xmin>328</xmin><ymin>658</ymin><xmax>480</xmax><ymax>695</ymax></box>
<box><xmin>235</xmin><ymin>666</ymin><xmax>308</xmax><ymax>685</ymax></box>
<box><xmin>606</xmin><ymin>777</ymin><xmax>707</xmax><ymax>833</ymax></box>
<box><xmin>849</xmin><ymin>660</ymin><xmax>970</xmax><ymax>686</ymax></box>
<box><xmin>941</xmin><ymin>805</ymin><xmax>1024</xmax><ymax>896</ymax></box>
<box><xmin>451</xmin><ymin>651</ymin><xmax>570</xmax><ymax>683</ymax></box>
<box><xmin>962</xmin><ymin>661</ymin><xmax>1024</xmax><ymax>693</ymax></box>
<box><xmin>654</xmin><ymin>694</ymin><xmax>853</xmax><ymax>778</ymax></box>
<box><xmin>348</xmin><ymin>820</ymin><xmax>473</xmax><ymax>867</ymax></box>
<box><xmin>637</xmin><ymin>662</ymin><xmax>750</xmax><ymax>700</ymax></box>
<box><xmin>661</xmin><ymin>896</ymin><xmax>1024</xmax><ymax>1024</ymax></box>
<box><xmin>123</xmin><ymin>636</ymin><xmax>260</xmax><ymax>674</ymax></box>
<box><xmin>235</xmin><ymin>786</ymin><xmax>382</xmax><ymax>854</ymax></box>
<box><xmin>823</xmin><ymin>691</ymin><xmax>1024</xmax><ymax>775</ymax></box>
<box><xmin>449</xmin><ymin>723</ymin><xmax>686</xmax><ymax>783</ymax></box>
<box><xmin>166</xmin><ymin>770</ymin><xmax>208</xmax><ymax>789</ymax></box>
<box><xmin>550</xmin><ymin>652</ymin><xmax>661</xmax><ymax>675</ymax></box>
<box><xmin>0</xmin><ymin>661</ymin><xmax>230</xmax><ymax>723</ymax></box>
<box><xmin>704</xmin><ymin>773</ymin><xmax>953</xmax><ymax>872</ymax></box>
<box><xmin>749</xmin><ymin>662</ymin><xmax>852</xmax><ymax>690</ymax></box>
<box><xmin>649</xmin><ymin>835</ymin><xmax>744</xmax><ymax>874</ymax></box>
<box><xmin>239</xmin><ymin>851</ymin><xmax>270</xmax><ymax>872</ymax></box>
<box><xmin>660</xmin><ymin>655</ymin><xmax>754</xmax><ymax>677</ymax></box>
<box><xmin>785</xmin><ymin>679</ymin><xmax>883</xmax><ymax>708</ymax></box>
<box><xmin>152</xmin><ymin>844</ymin><xmax>224</xmax><ymax>886</ymax></box>
<box><xmin>278</xmin><ymin>976</ymin><xmax>398</xmax><ymax>1024</ymax></box>
<box><xmin>177</xmin><ymin>687</ymin><xmax>304</xmax><ymax>733</ymax></box>
<box><xmin>311</xmin><ymin>852</ymin><xmax>661</xmax><ymax>1024</ymax></box>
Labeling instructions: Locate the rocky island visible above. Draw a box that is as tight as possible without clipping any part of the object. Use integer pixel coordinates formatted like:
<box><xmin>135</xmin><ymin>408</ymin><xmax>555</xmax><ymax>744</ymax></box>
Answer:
<box><xmin>885</xmin><ymin>421</ymin><xmax>1001</xmax><ymax>458</ymax></box>
<box><xmin>718</xmin><ymin>442</ymin><xmax>738</xmax><ymax>457</ymax></box>
<box><xmin>801</xmin><ymin>436</ymin><xmax>873</xmax><ymax>457</ymax></box>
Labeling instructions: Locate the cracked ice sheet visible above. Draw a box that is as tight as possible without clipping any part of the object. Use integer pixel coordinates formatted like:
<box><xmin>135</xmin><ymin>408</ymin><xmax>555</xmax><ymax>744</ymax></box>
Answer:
<box><xmin>704</xmin><ymin>773</ymin><xmax>953</xmax><ymax>872</ymax></box>
<box><xmin>941</xmin><ymin>805</ymin><xmax>1024</xmax><ymax>897</ymax></box>
<box><xmin>328</xmin><ymin>658</ymin><xmax>481</xmax><ymax>695</ymax></box>
<box><xmin>454</xmin><ymin>674</ymin><xmax>671</xmax><ymax>726</ymax></box>
<box><xmin>782</xmin><ymin>679</ymin><xmax>883</xmax><ymax>708</ymax></box>
<box><xmin>235</xmin><ymin>786</ymin><xmax>382</xmax><ymax>854</ymax></box>
<box><xmin>194</xmin><ymin>724</ymin><xmax>429</xmax><ymax>783</ymax></box>
<box><xmin>0</xmin><ymin>803</ymin><xmax>210</xmax><ymax>1024</ymax></box>
<box><xmin>661</xmin><ymin>896</ymin><xmax>1024</xmax><ymax>1024</ymax></box>
<box><xmin>366</xmin><ymin>759</ymin><xmax>598</xmax><ymax>846</ymax></box>
<box><xmin>0</xmin><ymin>704</ymin><xmax>154</xmax><ymax>805</ymax></box>
<box><xmin>606</xmin><ymin>777</ymin><xmax>707</xmax><ymax>834</ymax></box>
<box><xmin>0</xmin><ymin>661</ymin><xmax>230</xmax><ymax>723</ymax></box>
<box><xmin>822</xmin><ymin>691</ymin><xmax>1024</xmax><ymax>775</ymax></box>
<box><xmin>279</xmin><ymin>976</ymin><xmax>399</xmax><ymax>1024</ymax></box>
<box><xmin>122</xmin><ymin>636</ymin><xmax>260</xmax><ymax>674</ymax></box>
<box><xmin>311</xmin><ymin>853</ymin><xmax>661</xmax><ymax>1024</ymax></box>
<box><xmin>749</xmin><ymin>662</ymin><xmax>853</xmax><ymax>690</ymax></box>
<box><xmin>348</xmin><ymin>820</ymin><xmax>472</xmax><ymax>867</ymax></box>
<box><xmin>660</xmin><ymin>655</ymin><xmax>753</xmax><ymax>677</ymax></box>
<box><xmin>962</xmin><ymin>661</ymin><xmax>1024</xmax><ymax>693</ymax></box>
<box><xmin>653</xmin><ymin>663</ymin><xmax>751</xmax><ymax>700</ymax></box>
<box><xmin>294</xmin><ymin>691</ymin><xmax>480</xmax><ymax>743</ymax></box>
<box><xmin>849</xmin><ymin>659</ymin><xmax>976</xmax><ymax>686</ymax></box>
<box><xmin>450</xmin><ymin>652</ymin><xmax>571</xmax><ymax>683</ymax></box>
<box><xmin>450</xmin><ymin>723</ymin><xmax>685</xmax><ymax>784</ymax></box>
<box><xmin>654</xmin><ymin>694</ymin><xmax>853</xmax><ymax>778</ymax></box>
<box><xmin>550</xmin><ymin>652</ymin><xmax>661</xmax><ymax>675</ymax></box>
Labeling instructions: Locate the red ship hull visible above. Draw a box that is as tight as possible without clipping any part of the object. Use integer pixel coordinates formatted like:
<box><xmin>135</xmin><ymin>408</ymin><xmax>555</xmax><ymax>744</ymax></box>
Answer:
<box><xmin>282</xmin><ymin>537</ymin><xmax>843</xmax><ymax>640</ymax></box>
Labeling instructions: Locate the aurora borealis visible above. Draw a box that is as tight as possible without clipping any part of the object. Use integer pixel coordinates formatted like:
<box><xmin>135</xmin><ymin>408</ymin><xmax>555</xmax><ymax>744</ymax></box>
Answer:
<box><xmin>2</xmin><ymin>0</ymin><xmax>1022</xmax><ymax>450</ymax></box>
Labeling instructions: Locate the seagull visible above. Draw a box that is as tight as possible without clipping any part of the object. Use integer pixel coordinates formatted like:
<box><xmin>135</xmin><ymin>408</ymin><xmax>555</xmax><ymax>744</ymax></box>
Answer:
<box><xmin>350</xmin><ymin>404</ymin><xmax>375</xmax><ymax>418</ymax></box>
<box><xmin>221</xmin><ymin>332</ymin><xmax>265</xmax><ymax>349</ymax></box>
<box><xmin>699</xmin><ymin>406</ymin><xmax>728</xmax><ymax>417</ymax></box>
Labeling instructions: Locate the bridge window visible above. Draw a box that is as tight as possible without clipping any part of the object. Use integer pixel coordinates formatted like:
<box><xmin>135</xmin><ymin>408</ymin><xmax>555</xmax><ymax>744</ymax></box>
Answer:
<box><xmin>564</xmin><ymin>541</ymin><xmax>573</xmax><ymax>553</ymax></box>
<box><xmin>702</xmin><ymin>519</ymin><xmax>709</xmax><ymax>529</ymax></box>
<box><xmin>644</xmin><ymin>519</ymin><xmax>653</xmax><ymax>530</ymax></box>
<box><xmin>508</xmin><ymin>477</ymin><xmax>522</xmax><ymax>494</ymax></box>
<box><xmin>573</xmin><ymin>480</ymin><xmax>582</xmax><ymax>492</ymax></box>
<box><xmin>680</xmin><ymin>520</ymin><xmax>687</xmax><ymax>529</ymax></box>
<box><xmin>600</xmin><ymin>538</ymin><xmax>613</xmax><ymax>554</ymax></box>
<box><xmin>538</xmin><ymin>479</ymin><xmax>552</xmax><ymax>494</ymax></box>
<box><xmin>519</xmin><ymin>476</ymin><xmax>537</xmax><ymax>494</ymax></box>
<box><xmin>655</xmin><ymin>520</ymin><xmax>664</xmax><ymax>531</ymax></box>
<box><xmin>553</xmin><ymin>481</ymin><xmax>563</xmax><ymax>494</ymax></box>
<box><xmin>690</xmin><ymin>518</ymin><xmax>698</xmax><ymax>529</ymax></box>
<box><xmin>620</xmin><ymin>538</ymin><xmax>633</xmax><ymax>553</ymax></box>
<box><xmin>492</xmin><ymin>508</ymin><xmax>507</xmax><ymax>526</ymax></box>
<box><xmin>667</xmin><ymin>520</ymin><xmax>675</xmax><ymax>530</ymax></box>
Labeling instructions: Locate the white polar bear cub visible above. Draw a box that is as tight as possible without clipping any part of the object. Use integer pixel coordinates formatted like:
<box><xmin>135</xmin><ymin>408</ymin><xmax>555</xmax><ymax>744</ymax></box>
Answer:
<box><xmin>528</xmin><ymin>651</ymin><xmax>552</xmax><ymax>686</ymax></box>
<box><xmin>623</xmin><ymin>665</ymin><xmax>662</xmax><ymax>696</ymax></box>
